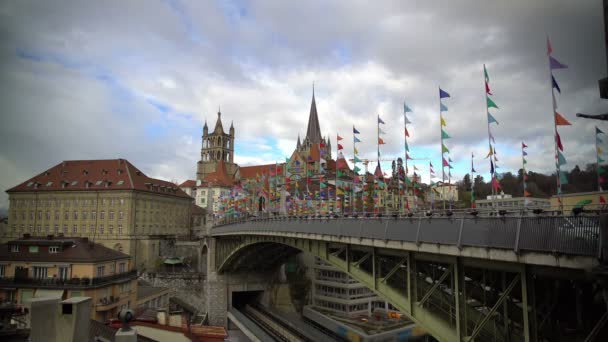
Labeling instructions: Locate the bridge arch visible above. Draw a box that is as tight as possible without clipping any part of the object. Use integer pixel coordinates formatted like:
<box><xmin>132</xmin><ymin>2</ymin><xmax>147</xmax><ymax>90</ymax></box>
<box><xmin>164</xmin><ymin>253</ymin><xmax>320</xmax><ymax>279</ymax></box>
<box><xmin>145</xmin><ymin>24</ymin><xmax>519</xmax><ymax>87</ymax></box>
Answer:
<box><xmin>214</xmin><ymin>233</ymin><xmax>604</xmax><ymax>342</ymax></box>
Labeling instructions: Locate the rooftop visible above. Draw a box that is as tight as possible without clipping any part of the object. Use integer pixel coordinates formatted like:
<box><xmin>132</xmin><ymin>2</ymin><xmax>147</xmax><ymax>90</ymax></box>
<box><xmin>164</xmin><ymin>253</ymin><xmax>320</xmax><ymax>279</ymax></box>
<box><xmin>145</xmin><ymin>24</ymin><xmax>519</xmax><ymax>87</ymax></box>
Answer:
<box><xmin>6</xmin><ymin>159</ymin><xmax>190</xmax><ymax>199</ymax></box>
<box><xmin>0</xmin><ymin>236</ymin><xmax>130</xmax><ymax>263</ymax></box>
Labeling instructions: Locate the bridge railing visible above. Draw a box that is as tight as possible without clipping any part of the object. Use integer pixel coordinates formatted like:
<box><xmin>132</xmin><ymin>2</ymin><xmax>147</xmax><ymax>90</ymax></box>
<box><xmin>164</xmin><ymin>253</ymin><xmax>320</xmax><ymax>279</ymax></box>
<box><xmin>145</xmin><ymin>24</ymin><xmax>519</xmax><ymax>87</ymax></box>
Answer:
<box><xmin>212</xmin><ymin>215</ymin><xmax>602</xmax><ymax>257</ymax></box>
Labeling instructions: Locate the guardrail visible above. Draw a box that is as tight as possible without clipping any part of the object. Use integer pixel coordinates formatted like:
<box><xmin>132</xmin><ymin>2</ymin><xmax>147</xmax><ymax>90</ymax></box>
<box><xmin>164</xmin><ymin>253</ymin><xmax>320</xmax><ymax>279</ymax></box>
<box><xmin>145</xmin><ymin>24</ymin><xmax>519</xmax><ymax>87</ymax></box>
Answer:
<box><xmin>212</xmin><ymin>215</ymin><xmax>604</xmax><ymax>258</ymax></box>
<box><xmin>0</xmin><ymin>269</ymin><xmax>138</xmax><ymax>289</ymax></box>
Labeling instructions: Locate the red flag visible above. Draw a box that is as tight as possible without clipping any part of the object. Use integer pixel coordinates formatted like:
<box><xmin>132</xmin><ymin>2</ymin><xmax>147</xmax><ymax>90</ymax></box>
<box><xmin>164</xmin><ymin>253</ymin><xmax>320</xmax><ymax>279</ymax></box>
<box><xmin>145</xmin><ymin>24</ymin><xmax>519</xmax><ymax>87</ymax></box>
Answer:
<box><xmin>337</xmin><ymin>143</ymin><xmax>344</xmax><ymax>150</ymax></box>
<box><xmin>524</xmin><ymin>190</ymin><xmax>531</xmax><ymax>197</ymax></box>
<box><xmin>276</xmin><ymin>166</ymin><xmax>283</xmax><ymax>174</ymax></box>
<box><xmin>547</xmin><ymin>37</ymin><xmax>553</xmax><ymax>56</ymax></box>
<box><xmin>378</xmin><ymin>138</ymin><xmax>385</xmax><ymax>145</ymax></box>
<box><xmin>442</xmin><ymin>158</ymin><xmax>449</xmax><ymax>167</ymax></box>
<box><xmin>337</xmin><ymin>135</ymin><xmax>343</xmax><ymax>141</ymax></box>
<box><xmin>491</xmin><ymin>177</ymin><xmax>501</xmax><ymax>190</ymax></box>
<box><xmin>406</xmin><ymin>153</ymin><xmax>413</xmax><ymax>160</ymax></box>
<box><xmin>405</xmin><ymin>128</ymin><xmax>410</xmax><ymax>137</ymax></box>
<box><xmin>524</xmin><ymin>174</ymin><xmax>528</xmax><ymax>181</ymax></box>
<box><xmin>320</xmin><ymin>142</ymin><xmax>326</xmax><ymax>148</ymax></box>
<box><xmin>522</xmin><ymin>142</ymin><xmax>528</xmax><ymax>148</ymax></box>
<box><xmin>485</xmin><ymin>81</ymin><xmax>492</xmax><ymax>95</ymax></box>
<box><xmin>555</xmin><ymin>112</ymin><xmax>571</xmax><ymax>126</ymax></box>
<box><xmin>600</xmin><ymin>196</ymin><xmax>606</xmax><ymax>204</ymax></box>
<box><xmin>556</xmin><ymin>132</ymin><xmax>564</xmax><ymax>151</ymax></box>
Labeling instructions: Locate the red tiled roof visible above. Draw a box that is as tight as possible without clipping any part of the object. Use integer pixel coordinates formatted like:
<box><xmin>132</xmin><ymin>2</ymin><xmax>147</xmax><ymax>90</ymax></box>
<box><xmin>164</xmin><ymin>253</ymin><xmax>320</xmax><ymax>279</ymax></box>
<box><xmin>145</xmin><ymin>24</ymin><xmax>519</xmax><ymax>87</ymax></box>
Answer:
<box><xmin>203</xmin><ymin>160</ymin><xmax>234</xmax><ymax>188</ymax></box>
<box><xmin>179</xmin><ymin>179</ymin><xmax>196</xmax><ymax>188</ymax></box>
<box><xmin>239</xmin><ymin>164</ymin><xmax>280</xmax><ymax>180</ymax></box>
<box><xmin>6</xmin><ymin>159</ymin><xmax>190</xmax><ymax>198</ymax></box>
<box><xmin>0</xmin><ymin>236</ymin><xmax>130</xmax><ymax>263</ymax></box>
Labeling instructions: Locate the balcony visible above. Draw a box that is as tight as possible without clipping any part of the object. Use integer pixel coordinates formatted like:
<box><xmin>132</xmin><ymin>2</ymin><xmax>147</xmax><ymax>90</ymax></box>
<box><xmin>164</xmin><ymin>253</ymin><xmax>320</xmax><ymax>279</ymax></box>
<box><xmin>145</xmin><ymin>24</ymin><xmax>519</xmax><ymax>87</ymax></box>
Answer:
<box><xmin>95</xmin><ymin>295</ymin><xmax>128</xmax><ymax>312</ymax></box>
<box><xmin>0</xmin><ymin>269</ymin><xmax>138</xmax><ymax>289</ymax></box>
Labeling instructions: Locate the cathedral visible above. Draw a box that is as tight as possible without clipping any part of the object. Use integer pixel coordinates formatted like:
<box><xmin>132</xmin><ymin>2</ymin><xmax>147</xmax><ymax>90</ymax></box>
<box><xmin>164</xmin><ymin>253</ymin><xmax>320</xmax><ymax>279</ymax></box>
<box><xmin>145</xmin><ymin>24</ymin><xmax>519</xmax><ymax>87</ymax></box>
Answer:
<box><xmin>196</xmin><ymin>110</ymin><xmax>239</xmax><ymax>182</ymax></box>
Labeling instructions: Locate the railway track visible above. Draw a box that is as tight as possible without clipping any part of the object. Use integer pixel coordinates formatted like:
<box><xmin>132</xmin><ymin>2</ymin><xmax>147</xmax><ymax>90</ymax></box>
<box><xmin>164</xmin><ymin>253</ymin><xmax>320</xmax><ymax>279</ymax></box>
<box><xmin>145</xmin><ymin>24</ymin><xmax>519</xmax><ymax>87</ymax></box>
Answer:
<box><xmin>242</xmin><ymin>304</ymin><xmax>313</xmax><ymax>342</ymax></box>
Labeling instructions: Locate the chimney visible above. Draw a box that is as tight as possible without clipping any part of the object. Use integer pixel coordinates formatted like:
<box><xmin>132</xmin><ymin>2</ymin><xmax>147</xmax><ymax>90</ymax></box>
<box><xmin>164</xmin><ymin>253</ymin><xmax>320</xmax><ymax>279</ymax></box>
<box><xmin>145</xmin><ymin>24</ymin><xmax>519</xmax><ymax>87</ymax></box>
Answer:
<box><xmin>30</xmin><ymin>297</ymin><xmax>91</xmax><ymax>342</ymax></box>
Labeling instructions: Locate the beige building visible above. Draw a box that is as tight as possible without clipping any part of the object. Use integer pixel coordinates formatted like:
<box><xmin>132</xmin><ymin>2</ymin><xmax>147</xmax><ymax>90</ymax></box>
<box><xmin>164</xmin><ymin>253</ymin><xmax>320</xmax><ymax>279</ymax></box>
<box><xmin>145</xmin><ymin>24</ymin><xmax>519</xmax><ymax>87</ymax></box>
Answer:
<box><xmin>476</xmin><ymin>194</ymin><xmax>550</xmax><ymax>210</ymax></box>
<box><xmin>550</xmin><ymin>191</ymin><xmax>608</xmax><ymax>211</ymax></box>
<box><xmin>0</xmin><ymin>235</ymin><xmax>138</xmax><ymax>322</ymax></box>
<box><xmin>431</xmin><ymin>183</ymin><xmax>458</xmax><ymax>202</ymax></box>
<box><xmin>3</xmin><ymin>159</ymin><xmax>193</xmax><ymax>269</ymax></box>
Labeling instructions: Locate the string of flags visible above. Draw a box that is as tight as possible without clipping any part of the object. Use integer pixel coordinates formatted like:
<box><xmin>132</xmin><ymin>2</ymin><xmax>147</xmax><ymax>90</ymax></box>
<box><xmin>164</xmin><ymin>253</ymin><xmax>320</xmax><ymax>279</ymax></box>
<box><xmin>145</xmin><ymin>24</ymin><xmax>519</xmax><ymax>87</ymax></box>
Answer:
<box><xmin>439</xmin><ymin>87</ymin><xmax>451</xmax><ymax>186</ymax></box>
<box><xmin>548</xmin><ymin>37</ymin><xmax>571</xmax><ymax>198</ymax></box>
<box><xmin>471</xmin><ymin>153</ymin><xmax>476</xmax><ymax>208</ymax></box>
<box><xmin>596</xmin><ymin>127</ymin><xmax>607</xmax><ymax>193</ymax></box>
<box><xmin>484</xmin><ymin>64</ymin><xmax>501</xmax><ymax>193</ymax></box>
<box><xmin>522</xmin><ymin>142</ymin><xmax>531</xmax><ymax>204</ymax></box>
<box><xmin>404</xmin><ymin>102</ymin><xmax>413</xmax><ymax>211</ymax></box>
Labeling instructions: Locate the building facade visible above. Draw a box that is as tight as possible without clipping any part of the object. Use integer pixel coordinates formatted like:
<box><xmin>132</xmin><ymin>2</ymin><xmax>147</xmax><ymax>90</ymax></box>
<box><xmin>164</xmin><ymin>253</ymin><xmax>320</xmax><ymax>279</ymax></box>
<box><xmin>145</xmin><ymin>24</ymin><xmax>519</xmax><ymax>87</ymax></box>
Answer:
<box><xmin>4</xmin><ymin>159</ymin><xmax>193</xmax><ymax>269</ymax></box>
<box><xmin>197</xmin><ymin>110</ymin><xmax>238</xmax><ymax>182</ymax></box>
<box><xmin>0</xmin><ymin>235</ymin><xmax>138</xmax><ymax>322</ymax></box>
<box><xmin>476</xmin><ymin>194</ymin><xmax>551</xmax><ymax>210</ymax></box>
<box><xmin>550</xmin><ymin>191</ymin><xmax>608</xmax><ymax>211</ymax></box>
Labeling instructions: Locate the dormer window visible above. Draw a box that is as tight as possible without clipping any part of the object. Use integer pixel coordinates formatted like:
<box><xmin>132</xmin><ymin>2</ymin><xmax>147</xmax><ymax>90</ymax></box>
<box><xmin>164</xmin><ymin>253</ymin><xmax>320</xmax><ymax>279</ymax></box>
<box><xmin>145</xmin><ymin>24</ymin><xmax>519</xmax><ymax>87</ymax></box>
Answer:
<box><xmin>61</xmin><ymin>181</ymin><xmax>69</xmax><ymax>189</ymax></box>
<box><xmin>71</xmin><ymin>181</ymin><xmax>78</xmax><ymax>186</ymax></box>
<box><xmin>46</xmin><ymin>181</ymin><xmax>53</xmax><ymax>187</ymax></box>
<box><xmin>117</xmin><ymin>169</ymin><xmax>123</xmax><ymax>175</ymax></box>
<box><xmin>45</xmin><ymin>171</ymin><xmax>51</xmax><ymax>176</ymax></box>
<box><xmin>117</xmin><ymin>180</ymin><xmax>124</xmax><ymax>185</ymax></box>
<box><xmin>96</xmin><ymin>180</ymin><xmax>103</xmax><ymax>186</ymax></box>
<box><xmin>102</xmin><ymin>169</ymin><xmax>108</xmax><ymax>175</ymax></box>
<box><xmin>83</xmin><ymin>170</ymin><xmax>88</xmax><ymax>175</ymax></box>
<box><xmin>26</xmin><ymin>182</ymin><xmax>33</xmax><ymax>187</ymax></box>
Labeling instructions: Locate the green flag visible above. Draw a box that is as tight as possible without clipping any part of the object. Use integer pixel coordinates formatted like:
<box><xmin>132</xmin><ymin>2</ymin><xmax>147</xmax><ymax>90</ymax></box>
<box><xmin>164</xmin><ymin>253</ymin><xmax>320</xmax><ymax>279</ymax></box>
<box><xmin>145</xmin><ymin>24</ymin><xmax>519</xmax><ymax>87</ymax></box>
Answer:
<box><xmin>487</xmin><ymin>96</ymin><xmax>499</xmax><ymax>109</ymax></box>
<box><xmin>441</xmin><ymin>129</ymin><xmax>451</xmax><ymax>139</ymax></box>
<box><xmin>442</xmin><ymin>143</ymin><xmax>450</xmax><ymax>153</ymax></box>
<box><xmin>559</xmin><ymin>171</ymin><xmax>568</xmax><ymax>185</ymax></box>
<box><xmin>557</xmin><ymin>151</ymin><xmax>567</xmax><ymax>166</ymax></box>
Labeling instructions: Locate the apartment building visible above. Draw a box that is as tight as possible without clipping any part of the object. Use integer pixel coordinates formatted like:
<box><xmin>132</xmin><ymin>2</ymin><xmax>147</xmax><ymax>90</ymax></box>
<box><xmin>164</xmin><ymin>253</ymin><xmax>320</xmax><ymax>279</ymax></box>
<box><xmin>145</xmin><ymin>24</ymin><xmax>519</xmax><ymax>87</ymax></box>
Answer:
<box><xmin>4</xmin><ymin>159</ymin><xmax>193</xmax><ymax>269</ymax></box>
<box><xmin>0</xmin><ymin>235</ymin><xmax>138</xmax><ymax>322</ymax></box>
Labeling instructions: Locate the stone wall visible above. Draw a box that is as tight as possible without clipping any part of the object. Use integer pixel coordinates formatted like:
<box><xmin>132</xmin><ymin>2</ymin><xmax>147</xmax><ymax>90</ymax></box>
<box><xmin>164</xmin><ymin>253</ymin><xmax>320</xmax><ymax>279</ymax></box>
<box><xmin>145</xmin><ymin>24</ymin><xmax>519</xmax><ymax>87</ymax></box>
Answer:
<box><xmin>140</xmin><ymin>272</ymin><xmax>206</xmax><ymax>312</ymax></box>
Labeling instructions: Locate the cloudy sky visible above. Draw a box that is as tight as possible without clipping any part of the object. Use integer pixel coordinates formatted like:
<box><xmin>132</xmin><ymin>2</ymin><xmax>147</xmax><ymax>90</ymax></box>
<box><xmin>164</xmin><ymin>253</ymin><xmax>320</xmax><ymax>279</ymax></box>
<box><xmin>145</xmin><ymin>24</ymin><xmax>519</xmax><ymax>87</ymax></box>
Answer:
<box><xmin>1</xmin><ymin>0</ymin><xmax>607</xmax><ymax>210</ymax></box>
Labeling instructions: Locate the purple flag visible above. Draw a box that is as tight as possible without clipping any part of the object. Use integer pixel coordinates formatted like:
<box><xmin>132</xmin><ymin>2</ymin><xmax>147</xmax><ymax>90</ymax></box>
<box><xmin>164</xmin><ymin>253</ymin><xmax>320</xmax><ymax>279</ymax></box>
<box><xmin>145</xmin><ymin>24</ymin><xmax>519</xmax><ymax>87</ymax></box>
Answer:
<box><xmin>439</xmin><ymin>87</ymin><xmax>450</xmax><ymax>98</ymax></box>
<box><xmin>549</xmin><ymin>56</ymin><xmax>567</xmax><ymax>70</ymax></box>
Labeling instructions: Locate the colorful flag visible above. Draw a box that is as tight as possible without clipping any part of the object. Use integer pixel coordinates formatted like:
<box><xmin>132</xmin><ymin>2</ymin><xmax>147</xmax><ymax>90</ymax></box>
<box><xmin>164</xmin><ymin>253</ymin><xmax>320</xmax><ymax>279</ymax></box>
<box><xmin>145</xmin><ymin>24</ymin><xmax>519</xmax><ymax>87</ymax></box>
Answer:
<box><xmin>439</xmin><ymin>87</ymin><xmax>450</xmax><ymax>98</ymax></box>
<box><xmin>549</xmin><ymin>56</ymin><xmax>568</xmax><ymax>70</ymax></box>
<box><xmin>337</xmin><ymin>135</ymin><xmax>343</xmax><ymax>141</ymax></box>
<box><xmin>552</xmin><ymin>75</ymin><xmax>561</xmax><ymax>93</ymax></box>
<box><xmin>522</xmin><ymin>142</ymin><xmax>528</xmax><ymax>148</ymax></box>
<box><xmin>440</xmin><ymin>102</ymin><xmax>448</xmax><ymax>112</ymax></box>
<box><xmin>442</xmin><ymin>143</ymin><xmax>449</xmax><ymax>153</ymax></box>
<box><xmin>441</xmin><ymin>129</ymin><xmax>451</xmax><ymax>139</ymax></box>
<box><xmin>353</xmin><ymin>127</ymin><xmax>360</xmax><ymax>134</ymax></box>
<box><xmin>557</xmin><ymin>151</ymin><xmax>567</xmax><ymax>166</ymax></box>
<box><xmin>555</xmin><ymin>112</ymin><xmax>571</xmax><ymax>126</ymax></box>
<box><xmin>487</xmin><ymin>97</ymin><xmax>499</xmax><ymax>109</ymax></box>
<box><xmin>487</xmin><ymin>112</ymin><xmax>499</xmax><ymax>124</ymax></box>
<box><xmin>440</xmin><ymin>116</ymin><xmax>447</xmax><ymax>126</ymax></box>
<box><xmin>404</xmin><ymin>103</ymin><xmax>413</xmax><ymax>113</ymax></box>
<box><xmin>556</xmin><ymin>132</ymin><xmax>564</xmax><ymax>151</ymax></box>
<box><xmin>354</xmin><ymin>136</ymin><xmax>361</xmax><ymax>143</ymax></box>
<box><xmin>405</xmin><ymin>128</ymin><xmax>410</xmax><ymax>137</ymax></box>
<box><xmin>337</xmin><ymin>144</ymin><xmax>344</xmax><ymax>150</ymax></box>
<box><xmin>378</xmin><ymin>117</ymin><xmax>385</xmax><ymax>124</ymax></box>
<box><xmin>378</xmin><ymin>138</ymin><xmax>385</xmax><ymax>145</ymax></box>
<box><xmin>442</xmin><ymin>158</ymin><xmax>449</xmax><ymax>167</ymax></box>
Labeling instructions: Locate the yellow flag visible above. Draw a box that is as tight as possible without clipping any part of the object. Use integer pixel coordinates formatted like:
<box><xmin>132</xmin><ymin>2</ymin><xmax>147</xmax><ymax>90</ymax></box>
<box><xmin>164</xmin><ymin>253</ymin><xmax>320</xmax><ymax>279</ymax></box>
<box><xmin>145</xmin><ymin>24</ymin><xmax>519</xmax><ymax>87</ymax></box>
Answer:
<box><xmin>354</xmin><ymin>147</ymin><xmax>359</xmax><ymax>155</ymax></box>
<box><xmin>485</xmin><ymin>146</ymin><xmax>493</xmax><ymax>158</ymax></box>
<box><xmin>337</xmin><ymin>188</ymin><xmax>345</xmax><ymax>195</ymax></box>
<box><xmin>440</xmin><ymin>115</ymin><xmax>446</xmax><ymax>127</ymax></box>
<box><xmin>598</xmin><ymin>146</ymin><xmax>603</xmax><ymax>154</ymax></box>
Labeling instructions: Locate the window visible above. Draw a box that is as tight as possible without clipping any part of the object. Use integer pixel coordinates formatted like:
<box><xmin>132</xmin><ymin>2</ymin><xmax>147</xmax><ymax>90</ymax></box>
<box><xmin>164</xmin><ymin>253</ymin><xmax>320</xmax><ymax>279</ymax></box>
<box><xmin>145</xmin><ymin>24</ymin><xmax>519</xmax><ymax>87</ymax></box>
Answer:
<box><xmin>63</xmin><ymin>224</ymin><xmax>68</xmax><ymax>233</ymax></box>
<box><xmin>118</xmin><ymin>224</ymin><xmax>122</xmax><ymax>235</ymax></box>
<box><xmin>0</xmin><ymin>265</ymin><xmax>5</xmax><ymax>278</ymax></box>
<box><xmin>58</xmin><ymin>267</ymin><xmax>68</xmax><ymax>280</ymax></box>
<box><xmin>110</xmin><ymin>264</ymin><xmax>115</xmax><ymax>274</ymax></box>
<box><xmin>73</xmin><ymin>225</ymin><xmax>77</xmax><ymax>233</ymax></box>
<box><xmin>96</xmin><ymin>266</ymin><xmax>105</xmax><ymax>277</ymax></box>
<box><xmin>73</xmin><ymin>211</ymin><xmax>78</xmax><ymax>220</ymax></box>
<box><xmin>45</xmin><ymin>211</ymin><xmax>50</xmax><ymax>220</ymax></box>
<box><xmin>44</xmin><ymin>225</ymin><xmax>49</xmax><ymax>233</ymax></box>
<box><xmin>12</xmin><ymin>224</ymin><xmax>16</xmax><ymax>232</ymax></box>
<box><xmin>10</xmin><ymin>245</ymin><xmax>19</xmax><ymax>252</ymax></box>
<box><xmin>21</xmin><ymin>211</ymin><xmax>25</xmax><ymax>220</ymax></box>
<box><xmin>30</xmin><ymin>211</ymin><xmax>34</xmax><ymax>220</ymax></box>
<box><xmin>33</xmin><ymin>267</ymin><xmax>48</xmax><ymax>279</ymax></box>
<box><xmin>118</xmin><ymin>211</ymin><xmax>123</xmax><ymax>220</ymax></box>
<box><xmin>36</xmin><ymin>224</ymin><xmax>41</xmax><ymax>233</ymax></box>
<box><xmin>100</xmin><ymin>211</ymin><xmax>105</xmax><ymax>219</ymax></box>
<box><xmin>64</xmin><ymin>211</ymin><xmax>69</xmax><ymax>220</ymax></box>
<box><xmin>119</xmin><ymin>198</ymin><xmax>124</xmax><ymax>205</ymax></box>
<box><xmin>54</xmin><ymin>224</ymin><xmax>59</xmax><ymax>233</ymax></box>
<box><xmin>54</xmin><ymin>211</ymin><xmax>59</xmax><ymax>220</ymax></box>
<box><xmin>28</xmin><ymin>224</ymin><xmax>33</xmax><ymax>231</ymax></box>
<box><xmin>82</xmin><ymin>211</ymin><xmax>87</xmax><ymax>220</ymax></box>
<box><xmin>108</xmin><ymin>225</ymin><xmax>113</xmax><ymax>234</ymax></box>
<box><xmin>99</xmin><ymin>224</ymin><xmax>104</xmax><ymax>234</ymax></box>
<box><xmin>119</xmin><ymin>263</ymin><xmax>126</xmax><ymax>273</ymax></box>
<box><xmin>109</xmin><ymin>211</ymin><xmax>114</xmax><ymax>220</ymax></box>
<box><xmin>37</xmin><ymin>211</ymin><xmax>42</xmax><ymax>220</ymax></box>
<box><xmin>90</xmin><ymin>224</ymin><xmax>95</xmax><ymax>234</ymax></box>
<box><xmin>92</xmin><ymin>211</ymin><xmax>97</xmax><ymax>219</ymax></box>
<box><xmin>49</xmin><ymin>246</ymin><xmax>59</xmax><ymax>253</ymax></box>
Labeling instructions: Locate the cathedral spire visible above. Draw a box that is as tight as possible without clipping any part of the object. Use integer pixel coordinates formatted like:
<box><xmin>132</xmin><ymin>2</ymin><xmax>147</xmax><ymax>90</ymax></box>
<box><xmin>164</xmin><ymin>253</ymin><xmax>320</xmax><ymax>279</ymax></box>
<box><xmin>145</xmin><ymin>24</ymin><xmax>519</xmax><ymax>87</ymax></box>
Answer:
<box><xmin>305</xmin><ymin>84</ymin><xmax>322</xmax><ymax>144</ymax></box>
<box><xmin>297</xmin><ymin>133</ymin><xmax>301</xmax><ymax>149</ymax></box>
<box><xmin>214</xmin><ymin>108</ymin><xmax>224</xmax><ymax>134</ymax></box>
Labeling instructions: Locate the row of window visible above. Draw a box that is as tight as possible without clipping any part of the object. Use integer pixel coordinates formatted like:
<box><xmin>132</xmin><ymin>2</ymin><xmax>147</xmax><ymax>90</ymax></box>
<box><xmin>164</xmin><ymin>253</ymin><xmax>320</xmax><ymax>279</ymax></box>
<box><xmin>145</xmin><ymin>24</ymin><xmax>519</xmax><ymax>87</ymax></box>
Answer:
<box><xmin>12</xmin><ymin>198</ymin><xmax>126</xmax><ymax>208</ymax></box>
<box><xmin>11</xmin><ymin>223</ymin><xmax>124</xmax><ymax>235</ymax></box>
<box><xmin>13</xmin><ymin>210</ymin><xmax>125</xmax><ymax>221</ymax></box>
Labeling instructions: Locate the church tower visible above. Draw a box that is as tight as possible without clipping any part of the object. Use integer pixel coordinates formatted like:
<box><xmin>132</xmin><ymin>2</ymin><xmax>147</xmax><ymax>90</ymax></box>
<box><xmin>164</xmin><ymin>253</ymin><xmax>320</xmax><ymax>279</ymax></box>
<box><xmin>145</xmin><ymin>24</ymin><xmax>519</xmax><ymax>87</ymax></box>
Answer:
<box><xmin>197</xmin><ymin>109</ymin><xmax>238</xmax><ymax>182</ymax></box>
<box><xmin>296</xmin><ymin>87</ymin><xmax>332</xmax><ymax>159</ymax></box>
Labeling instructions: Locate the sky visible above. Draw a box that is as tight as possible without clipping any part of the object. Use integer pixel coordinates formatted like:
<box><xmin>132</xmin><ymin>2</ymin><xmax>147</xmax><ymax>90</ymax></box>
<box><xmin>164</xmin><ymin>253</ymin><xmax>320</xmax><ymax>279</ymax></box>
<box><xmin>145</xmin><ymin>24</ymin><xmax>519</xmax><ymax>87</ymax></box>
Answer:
<box><xmin>1</xmin><ymin>0</ymin><xmax>607</xmax><ymax>210</ymax></box>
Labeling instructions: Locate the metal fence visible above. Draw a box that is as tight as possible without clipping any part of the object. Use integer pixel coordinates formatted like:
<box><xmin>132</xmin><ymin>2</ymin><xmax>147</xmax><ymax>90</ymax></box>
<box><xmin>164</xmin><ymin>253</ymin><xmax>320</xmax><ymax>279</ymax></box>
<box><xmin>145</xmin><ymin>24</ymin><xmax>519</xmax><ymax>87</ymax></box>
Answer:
<box><xmin>212</xmin><ymin>215</ymin><xmax>601</xmax><ymax>257</ymax></box>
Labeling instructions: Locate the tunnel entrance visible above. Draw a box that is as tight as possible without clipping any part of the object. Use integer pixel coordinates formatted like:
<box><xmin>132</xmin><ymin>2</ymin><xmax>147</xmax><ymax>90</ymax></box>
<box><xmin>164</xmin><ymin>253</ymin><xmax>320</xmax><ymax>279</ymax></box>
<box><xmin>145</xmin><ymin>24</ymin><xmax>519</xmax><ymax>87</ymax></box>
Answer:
<box><xmin>231</xmin><ymin>290</ymin><xmax>264</xmax><ymax>310</ymax></box>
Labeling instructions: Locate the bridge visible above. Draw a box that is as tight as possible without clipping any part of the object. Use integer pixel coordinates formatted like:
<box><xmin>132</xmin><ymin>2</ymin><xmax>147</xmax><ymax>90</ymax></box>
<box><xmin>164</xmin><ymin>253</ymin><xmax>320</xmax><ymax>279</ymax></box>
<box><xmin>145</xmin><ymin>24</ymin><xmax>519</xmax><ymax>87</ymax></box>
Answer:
<box><xmin>204</xmin><ymin>214</ymin><xmax>608</xmax><ymax>342</ymax></box>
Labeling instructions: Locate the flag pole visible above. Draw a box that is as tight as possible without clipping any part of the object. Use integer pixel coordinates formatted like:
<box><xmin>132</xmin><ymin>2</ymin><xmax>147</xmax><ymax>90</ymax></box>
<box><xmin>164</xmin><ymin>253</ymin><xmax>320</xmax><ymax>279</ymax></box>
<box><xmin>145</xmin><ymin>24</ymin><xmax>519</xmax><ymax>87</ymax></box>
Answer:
<box><xmin>484</xmin><ymin>64</ymin><xmax>496</xmax><ymax>211</ymax></box>
<box><xmin>439</xmin><ymin>87</ymin><xmax>446</xmax><ymax>211</ymax></box>
<box><xmin>404</xmin><ymin>103</ymin><xmax>409</xmax><ymax>214</ymax></box>
<box><xmin>597</xmin><ymin>128</ymin><xmax>603</xmax><ymax>192</ymax></box>
<box><xmin>522</xmin><ymin>142</ymin><xmax>527</xmax><ymax>209</ymax></box>
<box><xmin>353</xmin><ymin>126</ymin><xmax>356</xmax><ymax>215</ymax></box>
<box><xmin>471</xmin><ymin>153</ymin><xmax>476</xmax><ymax>209</ymax></box>
<box><xmin>377</xmin><ymin>115</ymin><xmax>380</xmax><ymax>214</ymax></box>
<box><xmin>335</xmin><ymin>134</ymin><xmax>339</xmax><ymax>214</ymax></box>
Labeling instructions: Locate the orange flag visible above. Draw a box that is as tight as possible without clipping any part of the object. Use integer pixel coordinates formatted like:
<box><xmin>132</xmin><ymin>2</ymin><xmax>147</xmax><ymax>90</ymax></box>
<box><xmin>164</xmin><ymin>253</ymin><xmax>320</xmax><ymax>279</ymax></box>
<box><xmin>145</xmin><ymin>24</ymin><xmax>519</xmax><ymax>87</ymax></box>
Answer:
<box><xmin>555</xmin><ymin>112</ymin><xmax>571</xmax><ymax>126</ymax></box>
<box><xmin>524</xmin><ymin>190</ymin><xmax>531</xmax><ymax>197</ymax></box>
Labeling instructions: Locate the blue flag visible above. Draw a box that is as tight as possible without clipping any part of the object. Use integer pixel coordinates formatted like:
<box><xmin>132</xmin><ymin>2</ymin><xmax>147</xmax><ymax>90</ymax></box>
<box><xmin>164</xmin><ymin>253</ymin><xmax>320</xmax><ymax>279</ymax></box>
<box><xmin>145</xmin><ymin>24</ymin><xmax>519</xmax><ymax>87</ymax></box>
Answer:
<box><xmin>439</xmin><ymin>87</ymin><xmax>450</xmax><ymax>98</ymax></box>
<box><xmin>353</xmin><ymin>127</ymin><xmax>360</xmax><ymax>134</ymax></box>
<box><xmin>487</xmin><ymin>112</ymin><xmax>499</xmax><ymax>125</ymax></box>
<box><xmin>440</xmin><ymin>102</ymin><xmax>448</xmax><ymax>112</ymax></box>
<box><xmin>378</xmin><ymin>116</ymin><xmax>385</xmax><ymax>124</ymax></box>
<box><xmin>354</xmin><ymin>136</ymin><xmax>361</xmax><ymax>143</ymax></box>
<box><xmin>552</xmin><ymin>74</ymin><xmax>561</xmax><ymax>93</ymax></box>
<box><xmin>404</xmin><ymin>103</ymin><xmax>413</xmax><ymax>113</ymax></box>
